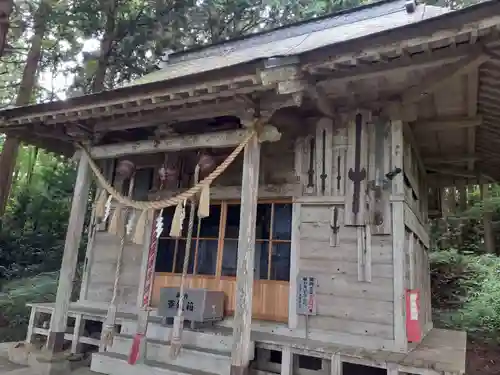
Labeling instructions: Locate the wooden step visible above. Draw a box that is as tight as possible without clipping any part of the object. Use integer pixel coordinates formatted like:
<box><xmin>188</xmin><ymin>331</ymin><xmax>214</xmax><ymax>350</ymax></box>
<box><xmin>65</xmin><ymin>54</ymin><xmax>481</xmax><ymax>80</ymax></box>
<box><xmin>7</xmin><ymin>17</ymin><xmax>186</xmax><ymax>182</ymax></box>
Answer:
<box><xmin>91</xmin><ymin>352</ymin><xmax>219</xmax><ymax>375</ymax></box>
<box><xmin>120</xmin><ymin>321</ymin><xmax>235</xmax><ymax>353</ymax></box>
<box><xmin>110</xmin><ymin>334</ymin><xmax>232</xmax><ymax>375</ymax></box>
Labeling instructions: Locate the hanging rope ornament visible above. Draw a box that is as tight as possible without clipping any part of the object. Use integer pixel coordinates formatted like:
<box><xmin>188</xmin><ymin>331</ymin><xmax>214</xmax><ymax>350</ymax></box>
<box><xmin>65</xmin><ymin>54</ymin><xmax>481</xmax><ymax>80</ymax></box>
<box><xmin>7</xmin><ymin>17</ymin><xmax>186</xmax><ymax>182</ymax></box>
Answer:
<box><xmin>95</xmin><ymin>188</ymin><xmax>108</xmax><ymax>218</ymax></box>
<box><xmin>169</xmin><ymin>164</ymin><xmax>201</xmax><ymax>359</ymax></box>
<box><xmin>101</xmin><ymin>166</ymin><xmax>136</xmax><ymax>351</ymax></box>
<box><xmin>79</xmin><ymin>118</ymin><xmax>267</xmax><ymax>247</ymax></box>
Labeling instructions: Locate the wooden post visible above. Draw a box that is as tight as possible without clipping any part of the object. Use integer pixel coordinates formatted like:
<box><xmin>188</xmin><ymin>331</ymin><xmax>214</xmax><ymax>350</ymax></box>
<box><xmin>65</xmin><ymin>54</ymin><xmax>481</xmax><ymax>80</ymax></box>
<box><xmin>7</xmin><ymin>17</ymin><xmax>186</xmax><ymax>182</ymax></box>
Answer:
<box><xmin>481</xmin><ymin>183</ymin><xmax>495</xmax><ymax>254</ymax></box>
<box><xmin>46</xmin><ymin>154</ymin><xmax>91</xmax><ymax>354</ymax></box>
<box><xmin>230</xmin><ymin>133</ymin><xmax>260</xmax><ymax>375</ymax></box>
<box><xmin>391</xmin><ymin>119</ymin><xmax>407</xmax><ymax>352</ymax></box>
<box><xmin>281</xmin><ymin>347</ymin><xmax>293</xmax><ymax>375</ymax></box>
<box><xmin>288</xmin><ymin>203</ymin><xmax>301</xmax><ymax>329</ymax></box>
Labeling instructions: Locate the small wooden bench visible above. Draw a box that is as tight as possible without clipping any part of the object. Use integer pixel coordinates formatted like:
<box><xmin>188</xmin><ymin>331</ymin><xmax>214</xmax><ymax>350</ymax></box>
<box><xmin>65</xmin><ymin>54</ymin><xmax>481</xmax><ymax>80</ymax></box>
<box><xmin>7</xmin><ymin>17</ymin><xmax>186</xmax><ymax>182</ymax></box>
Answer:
<box><xmin>26</xmin><ymin>302</ymin><xmax>110</xmax><ymax>353</ymax></box>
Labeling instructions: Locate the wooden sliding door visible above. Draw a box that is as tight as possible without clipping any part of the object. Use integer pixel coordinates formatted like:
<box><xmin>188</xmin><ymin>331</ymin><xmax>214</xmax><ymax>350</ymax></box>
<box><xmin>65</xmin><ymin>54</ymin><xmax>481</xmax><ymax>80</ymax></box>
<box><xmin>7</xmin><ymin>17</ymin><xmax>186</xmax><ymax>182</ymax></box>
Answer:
<box><xmin>151</xmin><ymin>200</ymin><xmax>292</xmax><ymax>323</ymax></box>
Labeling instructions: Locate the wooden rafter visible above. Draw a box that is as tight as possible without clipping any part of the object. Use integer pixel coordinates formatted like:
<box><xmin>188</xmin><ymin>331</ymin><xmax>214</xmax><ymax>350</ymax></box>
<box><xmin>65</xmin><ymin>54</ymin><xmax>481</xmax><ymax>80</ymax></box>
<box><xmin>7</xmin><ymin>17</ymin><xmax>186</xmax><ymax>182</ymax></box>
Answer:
<box><xmin>423</xmin><ymin>154</ymin><xmax>478</xmax><ymax>165</ymax></box>
<box><xmin>402</xmin><ymin>49</ymin><xmax>490</xmax><ymax>105</ymax></box>
<box><xmin>412</xmin><ymin>116</ymin><xmax>482</xmax><ymax>133</ymax></box>
<box><xmin>310</xmin><ymin>45</ymin><xmax>475</xmax><ymax>94</ymax></box>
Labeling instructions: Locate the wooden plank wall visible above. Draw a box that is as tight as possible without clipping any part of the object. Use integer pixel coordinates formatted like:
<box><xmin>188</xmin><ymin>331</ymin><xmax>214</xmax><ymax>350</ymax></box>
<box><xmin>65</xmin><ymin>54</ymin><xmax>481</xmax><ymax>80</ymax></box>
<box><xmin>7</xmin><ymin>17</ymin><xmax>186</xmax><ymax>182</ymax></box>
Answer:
<box><xmin>404</xmin><ymin>230</ymin><xmax>433</xmax><ymax>339</ymax></box>
<box><xmin>295</xmin><ymin>113</ymin><xmax>398</xmax><ymax>347</ymax></box>
<box><xmin>402</xmin><ymin>128</ymin><xmax>433</xmax><ymax>340</ymax></box>
<box><xmin>299</xmin><ymin>204</ymin><xmax>394</xmax><ymax>340</ymax></box>
<box><xmin>83</xmin><ymin>134</ymin><xmax>297</xmax><ymax>310</ymax></box>
<box><xmin>85</xmin><ymin>231</ymin><xmax>143</xmax><ymax>309</ymax></box>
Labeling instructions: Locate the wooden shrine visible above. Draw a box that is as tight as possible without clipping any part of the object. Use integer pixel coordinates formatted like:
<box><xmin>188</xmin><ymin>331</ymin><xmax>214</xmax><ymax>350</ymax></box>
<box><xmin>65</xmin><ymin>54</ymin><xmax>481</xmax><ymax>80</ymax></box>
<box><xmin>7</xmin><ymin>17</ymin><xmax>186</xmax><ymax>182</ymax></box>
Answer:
<box><xmin>2</xmin><ymin>1</ymin><xmax>500</xmax><ymax>374</ymax></box>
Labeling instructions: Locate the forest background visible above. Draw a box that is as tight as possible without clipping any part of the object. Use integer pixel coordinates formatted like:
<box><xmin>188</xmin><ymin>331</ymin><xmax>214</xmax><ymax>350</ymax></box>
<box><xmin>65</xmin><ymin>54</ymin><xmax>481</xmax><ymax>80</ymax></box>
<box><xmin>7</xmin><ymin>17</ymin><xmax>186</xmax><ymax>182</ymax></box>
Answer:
<box><xmin>0</xmin><ymin>0</ymin><xmax>498</xmax><ymax>373</ymax></box>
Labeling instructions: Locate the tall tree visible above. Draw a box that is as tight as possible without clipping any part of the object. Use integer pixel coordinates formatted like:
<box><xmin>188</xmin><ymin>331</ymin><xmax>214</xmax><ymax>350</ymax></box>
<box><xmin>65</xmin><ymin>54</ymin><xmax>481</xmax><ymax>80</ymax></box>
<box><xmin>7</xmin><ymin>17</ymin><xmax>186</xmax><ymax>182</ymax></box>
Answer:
<box><xmin>0</xmin><ymin>0</ymin><xmax>12</xmax><ymax>57</ymax></box>
<box><xmin>0</xmin><ymin>0</ymin><xmax>52</xmax><ymax>216</ymax></box>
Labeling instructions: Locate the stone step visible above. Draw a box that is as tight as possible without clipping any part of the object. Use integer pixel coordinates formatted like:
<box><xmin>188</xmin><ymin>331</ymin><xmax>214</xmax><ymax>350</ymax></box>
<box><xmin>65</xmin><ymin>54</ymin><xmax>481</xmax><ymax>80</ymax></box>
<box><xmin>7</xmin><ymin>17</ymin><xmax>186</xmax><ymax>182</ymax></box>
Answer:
<box><xmin>110</xmin><ymin>334</ymin><xmax>232</xmax><ymax>375</ymax></box>
<box><xmin>120</xmin><ymin>321</ymin><xmax>238</xmax><ymax>354</ymax></box>
<box><xmin>91</xmin><ymin>352</ymin><xmax>218</xmax><ymax>375</ymax></box>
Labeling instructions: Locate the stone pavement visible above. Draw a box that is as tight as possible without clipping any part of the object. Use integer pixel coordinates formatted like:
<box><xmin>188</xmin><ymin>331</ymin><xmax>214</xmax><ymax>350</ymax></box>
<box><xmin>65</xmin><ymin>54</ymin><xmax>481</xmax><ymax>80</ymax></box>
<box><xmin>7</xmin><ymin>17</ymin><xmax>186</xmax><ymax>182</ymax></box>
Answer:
<box><xmin>0</xmin><ymin>343</ymin><xmax>96</xmax><ymax>375</ymax></box>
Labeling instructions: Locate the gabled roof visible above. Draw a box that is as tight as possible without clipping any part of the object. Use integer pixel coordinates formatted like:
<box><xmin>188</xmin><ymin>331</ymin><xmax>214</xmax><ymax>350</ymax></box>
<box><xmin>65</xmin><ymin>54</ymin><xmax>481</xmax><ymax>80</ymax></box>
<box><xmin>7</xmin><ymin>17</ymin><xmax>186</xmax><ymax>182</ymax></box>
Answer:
<box><xmin>128</xmin><ymin>0</ymin><xmax>449</xmax><ymax>87</ymax></box>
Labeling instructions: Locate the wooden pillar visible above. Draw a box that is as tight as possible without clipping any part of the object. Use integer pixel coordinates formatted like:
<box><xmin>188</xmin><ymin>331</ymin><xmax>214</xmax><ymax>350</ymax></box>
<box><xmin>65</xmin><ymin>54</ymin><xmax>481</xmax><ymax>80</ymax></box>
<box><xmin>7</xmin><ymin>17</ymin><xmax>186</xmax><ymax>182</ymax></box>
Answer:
<box><xmin>281</xmin><ymin>347</ymin><xmax>293</xmax><ymax>375</ymax></box>
<box><xmin>46</xmin><ymin>154</ymin><xmax>91</xmax><ymax>353</ymax></box>
<box><xmin>481</xmin><ymin>183</ymin><xmax>495</xmax><ymax>254</ymax></box>
<box><xmin>230</xmin><ymin>133</ymin><xmax>260</xmax><ymax>375</ymax></box>
<box><xmin>391</xmin><ymin>119</ymin><xmax>407</xmax><ymax>352</ymax></box>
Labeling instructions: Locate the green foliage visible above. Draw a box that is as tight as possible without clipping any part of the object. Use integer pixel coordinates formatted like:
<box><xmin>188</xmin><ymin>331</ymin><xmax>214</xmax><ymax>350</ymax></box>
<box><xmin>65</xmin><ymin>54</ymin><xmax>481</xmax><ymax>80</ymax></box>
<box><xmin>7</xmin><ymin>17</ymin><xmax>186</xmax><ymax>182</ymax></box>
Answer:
<box><xmin>431</xmin><ymin>250</ymin><xmax>500</xmax><ymax>343</ymax></box>
<box><xmin>0</xmin><ymin>147</ymin><xmax>84</xmax><ymax>281</ymax></box>
<box><xmin>0</xmin><ymin>272</ymin><xmax>57</xmax><ymax>341</ymax></box>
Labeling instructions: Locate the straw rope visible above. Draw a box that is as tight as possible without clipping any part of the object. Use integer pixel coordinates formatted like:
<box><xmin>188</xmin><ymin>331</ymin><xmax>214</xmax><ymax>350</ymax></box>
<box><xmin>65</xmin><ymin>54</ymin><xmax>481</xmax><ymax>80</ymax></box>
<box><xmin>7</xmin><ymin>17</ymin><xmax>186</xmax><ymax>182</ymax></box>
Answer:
<box><xmin>78</xmin><ymin>125</ymin><xmax>259</xmax><ymax>210</ymax></box>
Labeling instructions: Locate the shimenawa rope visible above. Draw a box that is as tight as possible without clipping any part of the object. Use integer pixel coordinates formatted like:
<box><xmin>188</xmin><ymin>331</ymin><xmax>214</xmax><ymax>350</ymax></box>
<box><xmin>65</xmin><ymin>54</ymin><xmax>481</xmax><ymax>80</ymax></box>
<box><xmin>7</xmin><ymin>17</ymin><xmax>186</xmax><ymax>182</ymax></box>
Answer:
<box><xmin>78</xmin><ymin>126</ymin><xmax>259</xmax><ymax>210</ymax></box>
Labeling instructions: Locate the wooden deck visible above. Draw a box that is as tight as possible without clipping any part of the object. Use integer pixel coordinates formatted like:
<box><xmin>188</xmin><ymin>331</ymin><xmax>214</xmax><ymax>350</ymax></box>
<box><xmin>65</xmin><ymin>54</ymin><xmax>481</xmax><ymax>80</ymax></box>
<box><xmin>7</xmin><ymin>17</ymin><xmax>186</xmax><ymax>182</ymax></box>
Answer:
<box><xmin>27</xmin><ymin>302</ymin><xmax>466</xmax><ymax>375</ymax></box>
<box><xmin>251</xmin><ymin>328</ymin><xmax>466</xmax><ymax>375</ymax></box>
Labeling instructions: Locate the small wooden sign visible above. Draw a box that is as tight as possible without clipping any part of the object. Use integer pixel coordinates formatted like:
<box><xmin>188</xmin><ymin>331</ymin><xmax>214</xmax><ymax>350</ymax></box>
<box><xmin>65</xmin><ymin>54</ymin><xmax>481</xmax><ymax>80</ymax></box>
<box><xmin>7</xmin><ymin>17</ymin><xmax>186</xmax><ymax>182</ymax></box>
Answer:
<box><xmin>297</xmin><ymin>274</ymin><xmax>317</xmax><ymax>315</ymax></box>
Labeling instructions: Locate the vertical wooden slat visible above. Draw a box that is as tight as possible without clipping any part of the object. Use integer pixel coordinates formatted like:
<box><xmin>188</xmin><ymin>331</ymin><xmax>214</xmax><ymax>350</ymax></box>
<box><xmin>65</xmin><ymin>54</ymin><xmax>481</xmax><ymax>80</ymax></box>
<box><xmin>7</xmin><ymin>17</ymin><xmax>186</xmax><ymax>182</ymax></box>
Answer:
<box><xmin>71</xmin><ymin>314</ymin><xmax>84</xmax><ymax>354</ymax></box>
<box><xmin>332</xmin><ymin>125</ymin><xmax>347</xmax><ymax>198</ymax></box>
<box><xmin>294</xmin><ymin>137</ymin><xmax>305</xmax><ymax>195</ymax></box>
<box><xmin>288</xmin><ymin>202</ymin><xmax>301</xmax><ymax>328</ymax></box>
<box><xmin>26</xmin><ymin>307</ymin><xmax>37</xmax><ymax>344</ymax></box>
<box><xmin>369</xmin><ymin>116</ymin><xmax>392</xmax><ymax>235</ymax></box>
<box><xmin>330</xmin><ymin>353</ymin><xmax>342</xmax><ymax>375</ymax></box>
<box><xmin>391</xmin><ymin>119</ymin><xmax>407</xmax><ymax>352</ymax></box>
<box><xmin>171</xmin><ymin>238</ymin><xmax>179</xmax><ymax>273</ymax></box>
<box><xmin>231</xmin><ymin>134</ymin><xmax>260</xmax><ymax>374</ymax></box>
<box><xmin>357</xmin><ymin>225</ymin><xmax>372</xmax><ymax>282</ymax></box>
<box><xmin>315</xmin><ymin>117</ymin><xmax>334</xmax><ymax>196</ymax></box>
<box><xmin>345</xmin><ymin>111</ymin><xmax>369</xmax><ymax>226</ymax></box>
<box><xmin>281</xmin><ymin>347</ymin><xmax>293</xmax><ymax>375</ymax></box>
<box><xmin>288</xmin><ymin>202</ymin><xmax>301</xmax><ymax>329</ymax></box>
<box><xmin>303</xmin><ymin>135</ymin><xmax>315</xmax><ymax>195</ymax></box>
<box><xmin>193</xmin><ymin>215</ymin><xmax>202</xmax><ymax>275</ymax></box>
<box><xmin>268</xmin><ymin>203</ymin><xmax>275</xmax><ymax>280</ymax></box>
<box><xmin>408</xmin><ymin>232</ymin><xmax>415</xmax><ymax>290</ymax></box>
<box><xmin>215</xmin><ymin>202</ymin><xmax>227</xmax><ymax>277</ymax></box>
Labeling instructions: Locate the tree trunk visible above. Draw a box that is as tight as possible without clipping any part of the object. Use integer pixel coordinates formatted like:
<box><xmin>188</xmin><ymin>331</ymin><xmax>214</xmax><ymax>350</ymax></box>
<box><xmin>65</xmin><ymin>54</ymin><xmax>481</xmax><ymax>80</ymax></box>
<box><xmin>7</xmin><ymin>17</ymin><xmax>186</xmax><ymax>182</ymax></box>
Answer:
<box><xmin>0</xmin><ymin>0</ymin><xmax>13</xmax><ymax>56</ymax></box>
<box><xmin>481</xmin><ymin>183</ymin><xmax>495</xmax><ymax>254</ymax></box>
<box><xmin>0</xmin><ymin>0</ymin><xmax>51</xmax><ymax>217</ymax></box>
<box><xmin>91</xmin><ymin>0</ymin><xmax>117</xmax><ymax>93</ymax></box>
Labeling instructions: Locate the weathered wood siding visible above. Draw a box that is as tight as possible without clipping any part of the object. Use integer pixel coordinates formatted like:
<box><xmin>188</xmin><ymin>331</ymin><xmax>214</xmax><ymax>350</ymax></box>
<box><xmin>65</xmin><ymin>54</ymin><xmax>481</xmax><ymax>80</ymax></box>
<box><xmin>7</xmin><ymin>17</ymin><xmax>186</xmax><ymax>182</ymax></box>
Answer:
<box><xmin>293</xmin><ymin>114</ymin><xmax>397</xmax><ymax>348</ymax></box>
<box><xmin>298</xmin><ymin>204</ymin><xmax>394</xmax><ymax>340</ymax></box>
<box><xmin>82</xmin><ymin>133</ymin><xmax>297</xmax><ymax>310</ymax></box>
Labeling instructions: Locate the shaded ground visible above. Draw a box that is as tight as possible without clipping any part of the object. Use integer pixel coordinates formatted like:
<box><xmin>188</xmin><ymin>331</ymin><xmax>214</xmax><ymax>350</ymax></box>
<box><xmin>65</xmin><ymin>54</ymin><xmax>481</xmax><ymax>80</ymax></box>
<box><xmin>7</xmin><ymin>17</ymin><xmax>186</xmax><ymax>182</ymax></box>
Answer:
<box><xmin>467</xmin><ymin>340</ymin><xmax>500</xmax><ymax>375</ymax></box>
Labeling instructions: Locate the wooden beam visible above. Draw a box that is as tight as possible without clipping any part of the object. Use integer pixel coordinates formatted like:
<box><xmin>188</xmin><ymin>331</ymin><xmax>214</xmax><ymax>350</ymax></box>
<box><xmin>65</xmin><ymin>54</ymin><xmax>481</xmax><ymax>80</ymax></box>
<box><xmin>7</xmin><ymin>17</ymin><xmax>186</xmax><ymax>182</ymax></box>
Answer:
<box><xmin>413</xmin><ymin>116</ymin><xmax>482</xmax><ymax>133</ymax></box>
<box><xmin>231</xmin><ymin>134</ymin><xmax>260</xmax><ymax>374</ymax></box>
<box><xmin>92</xmin><ymin>102</ymin><xmax>247</xmax><ymax>132</ymax></box>
<box><xmin>303</xmin><ymin>73</ymin><xmax>336</xmax><ymax>118</ymax></box>
<box><xmin>423</xmin><ymin>154</ymin><xmax>478</xmax><ymax>165</ymax></box>
<box><xmin>402</xmin><ymin>50</ymin><xmax>490</xmax><ymax>105</ymax></box>
<box><xmin>85</xmin><ymin>129</ymin><xmax>254</xmax><ymax>160</ymax></box>
<box><xmin>425</xmin><ymin>166</ymin><xmax>495</xmax><ymax>181</ymax></box>
<box><xmin>47</xmin><ymin>154</ymin><xmax>91</xmax><ymax>354</ymax></box>
<box><xmin>313</xmin><ymin>42</ymin><xmax>474</xmax><ymax>86</ymax></box>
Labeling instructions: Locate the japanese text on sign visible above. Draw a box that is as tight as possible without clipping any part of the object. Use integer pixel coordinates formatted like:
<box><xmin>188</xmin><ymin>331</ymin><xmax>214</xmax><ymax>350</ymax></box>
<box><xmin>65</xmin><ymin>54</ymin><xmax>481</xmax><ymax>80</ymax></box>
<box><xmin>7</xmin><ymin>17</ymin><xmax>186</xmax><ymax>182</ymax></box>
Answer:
<box><xmin>297</xmin><ymin>274</ymin><xmax>317</xmax><ymax>315</ymax></box>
